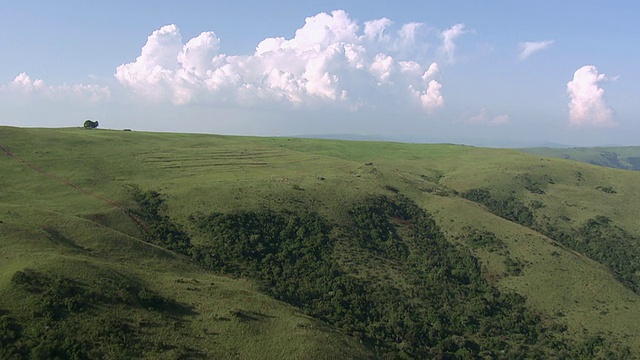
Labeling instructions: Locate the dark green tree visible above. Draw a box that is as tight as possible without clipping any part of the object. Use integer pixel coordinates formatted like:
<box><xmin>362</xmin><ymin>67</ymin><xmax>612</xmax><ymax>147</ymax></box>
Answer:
<box><xmin>83</xmin><ymin>120</ymin><xmax>99</xmax><ymax>129</ymax></box>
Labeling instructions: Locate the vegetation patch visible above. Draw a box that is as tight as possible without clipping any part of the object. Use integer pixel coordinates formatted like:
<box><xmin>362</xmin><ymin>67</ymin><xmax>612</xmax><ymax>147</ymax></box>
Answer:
<box><xmin>542</xmin><ymin>216</ymin><xmax>640</xmax><ymax>292</ymax></box>
<box><xmin>462</xmin><ymin>188</ymin><xmax>535</xmax><ymax>227</ymax></box>
<box><xmin>129</xmin><ymin>190</ymin><xmax>626</xmax><ymax>358</ymax></box>
<box><xmin>462</xmin><ymin>228</ymin><xmax>507</xmax><ymax>253</ymax></box>
<box><xmin>503</xmin><ymin>257</ymin><xmax>526</xmax><ymax>277</ymax></box>
<box><xmin>3</xmin><ymin>268</ymin><xmax>193</xmax><ymax>359</ymax></box>
<box><xmin>596</xmin><ymin>185</ymin><xmax>617</xmax><ymax>194</ymax></box>
<box><xmin>514</xmin><ymin>173</ymin><xmax>552</xmax><ymax>194</ymax></box>
<box><xmin>348</xmin><ymin>196</ymin><xmax>410</xmax><ymax>260</ymax></box>
<box><xmin>463</xmin><ymin>188</ymin><xmax>640</xmax><ymax>293</ymax></box>
<box><xmin>128</xmin><ymin>185</ymin><xmax>192</xmax><ymax>254</ymax></box>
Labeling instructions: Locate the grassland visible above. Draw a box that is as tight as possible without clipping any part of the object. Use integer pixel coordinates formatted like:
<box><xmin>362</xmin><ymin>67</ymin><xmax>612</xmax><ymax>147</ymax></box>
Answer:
<box><xmin>522</xmin><ymin>146</ymin><xmax>640</xmax><ymax>171</ymax></box>
<box><xmin>2</xmin><ymin>126</ymin><xmax>640</xmax><ymax>358</ymax></box>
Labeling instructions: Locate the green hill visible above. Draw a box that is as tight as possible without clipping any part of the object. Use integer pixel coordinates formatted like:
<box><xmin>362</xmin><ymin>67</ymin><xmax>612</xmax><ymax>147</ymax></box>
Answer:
<box><xmin>522</xmin><ymin>146</ymin><xmax>640</xmax><ymax>171</ymax></box>
<box><xmin>1</xmin><ymin>126</ymin><xmax>640</xmax><ymax>358</ymax></box>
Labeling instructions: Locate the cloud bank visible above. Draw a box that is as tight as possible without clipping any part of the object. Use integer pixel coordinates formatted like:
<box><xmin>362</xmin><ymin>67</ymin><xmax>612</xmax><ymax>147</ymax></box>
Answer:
<box><xmin>2</xmin><ymin>73</ymin><xmax>110</xmax><ymax>102</ymax></box>
<box><xmin>566</xmin><ymin>65</ymin><xmax>615</xmax><ymax>127</ymax></box>
<box><xmin>115</xmin><ymin>10</ymin><xmax>450</xmax><ymax>113</ymax></box>
<box><xmin>518</xmin><ymin>40</ymin><xmax>553</xmax><ymax>60</ymax></box>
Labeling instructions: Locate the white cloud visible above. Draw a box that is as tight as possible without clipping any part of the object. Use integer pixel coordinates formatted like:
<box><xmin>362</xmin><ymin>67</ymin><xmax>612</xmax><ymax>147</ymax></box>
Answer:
<box><xmin>363</xmin><ymin>18</ymin><xmax>393</xmax><ymax>42</ymax></box>
<box><xmin>466</xmin><ymin>108</ymin><xmax>509</xmax><ymax>126</ymax></box>
<box><xmin>370</xmin><ymin>54</ymin><xmax>395</xmax><ymax>82</ymax></box>
<box><xmin>408</xmin><ymin>62</ymin><xmax>443</xmax><ymax>113</ymax></box>
<box><xmin>394</xmin><ymin>22</ymin><xmax>425</xmax><ymax>53</ymax></box>
<box><xmin>439</xmin><ymin>24</ymin><xmax>465</xmax><ymax>63</ymax></box>
<box><xmin>115</xmin><ymin>10</ymin><xmax>452</xmax><ymax>114</ymax></box>
<box><xmin>566</xmin><ymin>65</ymin><xmax>615</xmax><ymax>127</ymax></box>
<box><xmin>518</xmin><ymin>40</ymin><xmax>553</xmax><ymax>60</ymax></box>
<box><xmin>11</xmin><ymin>73</ymin><xmax>45</xmax><ymax>92</ymax></box>
<box><xmin>423</xmin><ymin>62</ymin><xmax>439</xmax><ymax>80</ymax></box>
<box><xmin>115</xmin><ymin>24</ymin><xmax>188</xmax><ymax>102</ymax></box>
<box><xmin>420</xmin><ymin>80</ymin><xmax>444</xmax><ymax>112</ymax></box>
<box><xmin>3</xmin><ymin>72</ymin><xmax>110</xmax><ymax>102</ymax></box>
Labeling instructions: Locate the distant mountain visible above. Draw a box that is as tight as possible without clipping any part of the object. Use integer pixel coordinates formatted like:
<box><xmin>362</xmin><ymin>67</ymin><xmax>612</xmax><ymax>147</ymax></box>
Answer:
<box><xmin>522</xmin><ymin>146</ymin><xmax>640</xmax><ymax>171</ymax></box>
<box><xmin>296</xmin><ymin>133</ymin><xmax>571</xmax><ymax>148</ymax></box>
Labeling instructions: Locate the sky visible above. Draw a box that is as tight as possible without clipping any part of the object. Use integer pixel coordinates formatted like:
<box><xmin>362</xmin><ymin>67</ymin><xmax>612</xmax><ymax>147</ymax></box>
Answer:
<box><xmin>1</xmin><ymin>1</ymin><xmax>639</xmax><ymax>146</ymax></box>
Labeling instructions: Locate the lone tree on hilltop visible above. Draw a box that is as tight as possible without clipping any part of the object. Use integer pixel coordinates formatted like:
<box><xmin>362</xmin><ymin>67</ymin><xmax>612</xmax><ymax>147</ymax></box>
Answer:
<box><xmin>83</xmin><ymin>120</ymin><xmax>99</xmax><ymax>129</ymax></box>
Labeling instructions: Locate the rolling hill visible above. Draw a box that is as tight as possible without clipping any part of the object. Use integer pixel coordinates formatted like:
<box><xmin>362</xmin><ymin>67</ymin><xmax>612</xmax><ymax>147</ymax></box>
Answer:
<box><xmin>522</xmin><ymin>146</ymin><xmax>640</xmax><ymax>171</ymax></box>
<box><xmin>1</xmin><ymin>126</ymin><xmax>640</xmax><ymax>359</ymax></box>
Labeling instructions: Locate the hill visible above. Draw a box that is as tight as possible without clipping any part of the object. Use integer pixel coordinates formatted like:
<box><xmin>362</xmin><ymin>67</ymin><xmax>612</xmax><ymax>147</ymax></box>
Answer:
<box><xmin>1</xmin><ymin>126</ymin><xmax>640</xmax><ymax>358</ymax></box>
<box><xmin>522</xmin><ymin>146</ymin><xmax>640</xmax><ymax>171</ymax></box>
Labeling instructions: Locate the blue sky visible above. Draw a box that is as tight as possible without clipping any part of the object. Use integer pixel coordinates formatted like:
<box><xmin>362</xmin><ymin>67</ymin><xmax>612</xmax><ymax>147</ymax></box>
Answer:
<box><xmin>1</xmin><ymin>1</ymin><xmax>638</xmax><ymax>146</ymax></box>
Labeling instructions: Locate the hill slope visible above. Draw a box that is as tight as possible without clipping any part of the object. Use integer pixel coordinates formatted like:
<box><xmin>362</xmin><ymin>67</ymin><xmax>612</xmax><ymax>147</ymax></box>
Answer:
<box><xmin>2</xmin><ymin>126</ymin><xmax>640</xmax><ymax>358</ymax></box>
<box><xmin>522</xmin><ymin>146</ymin><xmax>640</xmax><ymax>171</ymax></box>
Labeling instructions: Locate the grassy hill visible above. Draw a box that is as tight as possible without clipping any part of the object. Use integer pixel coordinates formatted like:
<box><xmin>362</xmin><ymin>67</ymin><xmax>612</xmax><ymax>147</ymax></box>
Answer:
<box><xmin>2</xmin><ymin>126</ymin><xmax>640</xmax><ymax>358</ymax></box>
<box><xmin>522</xmin><ymin>146</ymin><xmax>640</xmax><ymax>171</ymax></box>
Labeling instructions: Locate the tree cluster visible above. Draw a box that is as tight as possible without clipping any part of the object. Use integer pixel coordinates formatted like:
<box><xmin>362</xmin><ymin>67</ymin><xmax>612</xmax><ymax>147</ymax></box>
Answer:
<box><xmin>462</xmin><ymin>188</ymin><xmax>534</xmax><ymax>227</ymax></box>
<box><xmin>1</xmin><ymin>268</ymin><xmax>191</xmax><ymax>359</ymax></box>
<box><xmin>128</xmin><ymin>186</ymin><xmax>192</xmax><ymax>254</ymax></box>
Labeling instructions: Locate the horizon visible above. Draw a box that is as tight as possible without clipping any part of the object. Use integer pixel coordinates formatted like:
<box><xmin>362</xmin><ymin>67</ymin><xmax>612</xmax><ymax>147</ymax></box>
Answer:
<box><xmin>1</xmin><ymin>1</ymin><xmax>638</xmax><ymax>147</ymax></box>
<box><xmin>6</xmin><ymin>124</ymin><xmax>638</xmax><ymax>149</ymax></box>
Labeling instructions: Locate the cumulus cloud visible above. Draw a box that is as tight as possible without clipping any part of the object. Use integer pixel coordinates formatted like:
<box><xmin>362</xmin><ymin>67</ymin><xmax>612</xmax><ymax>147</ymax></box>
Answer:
<box><xmin>566</xmin><ymin>65</ymin><xmax>615</xmax><ymax>126</ymax></box>
<box><xmin>421</xmin><ymin>80</ymin><xmax>444</xmax><ymax>112</ymax></box>
<box><xmin>423</xmin><ymin>62</ymin><xmax>439</xmax><ymax>80</ymax></box>
<box><xmin>518</xmin><ymin>40</ymin><xmax>553</xmax><ymax>60</ymax></box>
<box><xmin>466</xmin><ymin>108</ymin><xmax>510</xmax><ymax>126</ymax></box>
<box><xmin>3</xmin><ymin>72</ymin><xmax>110</xmax><ymax>102</ymax></box>
<box><xmin>439</xmin><ymin>24</ymin><xmax>465</xmax><ymax>63</ymax></box>
<box><xmin>410</xmin><ymin>76</ymin><xmax>443</xmax><ymax>113</ymax></box>
<box><xmin>11</xmin><ymin>73</ymin><xmax>45</xmax><ymax>93</ymax></box>
<box><xmin>115</xmin><ymin>10</ymin><xmax>452</xmax><ymax>113</ymax></box>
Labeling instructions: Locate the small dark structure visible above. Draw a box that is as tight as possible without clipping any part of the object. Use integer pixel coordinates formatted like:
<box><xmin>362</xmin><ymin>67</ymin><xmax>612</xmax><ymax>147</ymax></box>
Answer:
<box><xmin>83</xmin><ymin>120</ymin><xmax>99</xmax><ymax>129</ymax></box>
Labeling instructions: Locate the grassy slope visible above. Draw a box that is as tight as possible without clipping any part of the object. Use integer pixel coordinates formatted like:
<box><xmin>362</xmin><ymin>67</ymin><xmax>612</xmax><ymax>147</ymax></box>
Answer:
<box><xmin>2</xmin><ymin>126</ymin><xmax>640</xmax><ymax>356</ymax></box>
<box><xmin>0</xmin><ymin>127</ymin><xmax>369</xmax><ymax>359</ymax></box>
<box><xmin>522</xmin><ymin>146</ymin><xmax>640</xmax><ymax>171</ymax></box>
<box><xmin>272</xmin><ymin>139</ymin><xmax>640</xmax><ymax>351</ymax></box>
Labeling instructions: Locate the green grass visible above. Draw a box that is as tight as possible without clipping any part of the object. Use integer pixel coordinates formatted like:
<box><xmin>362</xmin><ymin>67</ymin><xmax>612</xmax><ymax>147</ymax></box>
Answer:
<box><xmin>2</xmin><ymin>126</ymin><xmax>640</xmax><ymax>358</ymax></box>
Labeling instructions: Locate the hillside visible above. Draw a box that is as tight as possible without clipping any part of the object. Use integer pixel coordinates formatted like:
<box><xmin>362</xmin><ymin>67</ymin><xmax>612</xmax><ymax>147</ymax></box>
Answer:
<box><xmin>2</xmin><ymin>126</ymin><xmax>640</xmax><ymax>358</ymax></box>
<box><xmin>522</xmin><ymin>146</ymin><xmax>640</xmax><ymax>171</ymax></box>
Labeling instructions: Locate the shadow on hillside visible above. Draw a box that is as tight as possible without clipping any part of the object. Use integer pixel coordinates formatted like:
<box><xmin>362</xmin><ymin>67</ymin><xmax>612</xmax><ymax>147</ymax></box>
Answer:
<box><xmin>230</xmin><ymin>309</ymin><xmax>275</xmax><ymax>322</ymax></box>
<box><xmin>43</xmin><ymin>226</ymin><xmax>87</xmax><ymax>252</ymax></box>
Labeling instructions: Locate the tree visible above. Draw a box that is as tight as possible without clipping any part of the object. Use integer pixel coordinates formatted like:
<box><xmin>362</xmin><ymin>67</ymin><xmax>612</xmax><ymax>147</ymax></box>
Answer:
<box><xmin>83</xmin><ymin>120</ymin><xmax>99</xmax><ymax>129</ymax></box>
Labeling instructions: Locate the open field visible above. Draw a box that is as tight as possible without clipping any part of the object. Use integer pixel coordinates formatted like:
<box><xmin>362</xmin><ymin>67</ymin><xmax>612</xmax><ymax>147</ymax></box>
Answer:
<box><xmin>2</xmin><ymin>126</ymin><xmax>640</xmax><ymax>358</ymax></box>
